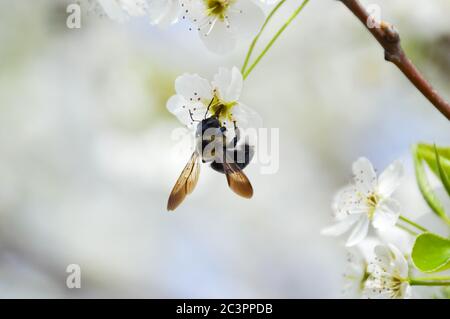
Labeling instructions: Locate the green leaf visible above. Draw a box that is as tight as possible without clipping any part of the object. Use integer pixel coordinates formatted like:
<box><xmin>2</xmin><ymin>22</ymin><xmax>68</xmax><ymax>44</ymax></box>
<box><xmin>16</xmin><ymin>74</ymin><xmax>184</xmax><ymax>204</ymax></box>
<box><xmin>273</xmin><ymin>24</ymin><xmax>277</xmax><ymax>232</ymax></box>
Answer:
<box><xmin>417</xmin><ymin>143</ymin><xmax>450</xmax><ymax>178</ymax></box>
<box><xmin>435</xmin><ymin>145</ymin><xmax>450</xmax><ymax>198</ymax></box>
<box><xmin>418</xmin><ymin>143</ymin><xmax>450</xmax><ymax>160</ymax></box>
<box><xmin>413</xmin><ymin>145</ymin><xmax>447</xmax><ymax>219</ymax></box>
<box><xmin>412</xmin><ymin>233</ymin><xmax>450</xmax><ymax>273</ymax></box>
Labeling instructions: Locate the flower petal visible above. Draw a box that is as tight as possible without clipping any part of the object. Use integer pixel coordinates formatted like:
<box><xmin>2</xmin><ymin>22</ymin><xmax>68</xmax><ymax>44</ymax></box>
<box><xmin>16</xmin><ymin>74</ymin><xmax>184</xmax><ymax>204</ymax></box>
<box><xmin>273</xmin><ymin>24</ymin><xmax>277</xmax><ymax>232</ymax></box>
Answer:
<box><xmin>402</xmin><ymin>284</ymin><xmax>412</xmax><ymax>299</ymax></box>
<box><xmin>167</xmin><ymin>94</ymin><xmax>207</xmax><ymax>129</ymax></box>
<box><xmin>333</xmin><ymin>185</ymin><xmax>369</xmax><ymax>219</ymax></box>
<box><xmin>377</xmin><ymin>160</ymin><xmax>403</xmax><ymax>198</ymax></box>
<box><xmin>364</xmin><ymin>244</ymin><xmax>410</xmax><ymax>299</ymax></box>
<box><xmin>388</xmin><ymin>244</ymin><xmax>408</xmax><ymax>278</ymax></box>
<box><xmin>175</xmin><ymin>73</ymin><xmax>213</xmax><ymax>102</ymax></box>
<box><xmin>97</xmin><ymin>0</ymin><xmax>129</xmax><ymax>22</ymax></box>
<box><xmin>372</xmin><ymin>198</ymin><xmax>400</xmax><ymax>230</ymax></box>
<box><xmin>199</xmin><ymin>18</ymin><xmax>237</xmax><ymax>54</ymax></box>
<box><xmin>148</xmin><ymin>0</ymin><xmax>181</xmax><ymax>26</ymax></box>
<box><xmin>345</xmin><ymin>216</ymin><xmax>370</xmax><ymax>247</ymax></box>
<box><xmin>120</xmin><ymin>0</ymin><xmax>149</xmax><ymax>16</ymax></box>
<box><xmin>352</xmin><ymin>157</ymin><xmax>377</xmax><ymax>195</ymax></box>
<box><xmin>369</xmin><ymin>245</ymin><xmax>391</xmax><ymax>271</ymax></box>
<box><xmin>321</xmin><ymin>214</ymin><xmax>360</xmax><ymax>236</ymax></box>
<box><xmin>342</xmin><ymin>248</ymin><xmax>367</xmax><ymax>298</ymax></box>
<box><xmin>228</xmin><ymin>0</ymin><xmax>265</xmax><ymax>37</ymax></box>
<box><xmin>231</xmin><ymin>103</ymin><xmax>262</xmax><ymax>130</ymax></box>
<box><xmin>212</xmin><ymin>67</ymin><xmax>243</xmax><ymax>102</ymax></box>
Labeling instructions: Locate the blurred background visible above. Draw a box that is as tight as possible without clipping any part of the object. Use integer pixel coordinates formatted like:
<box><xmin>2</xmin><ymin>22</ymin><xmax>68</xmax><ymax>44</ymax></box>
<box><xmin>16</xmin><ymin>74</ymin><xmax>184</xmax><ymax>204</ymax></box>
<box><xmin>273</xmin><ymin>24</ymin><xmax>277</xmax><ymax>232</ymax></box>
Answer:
<box><xmin>0</xmin><ymin>0</ymin><xmax>449</xmax><ymax>298</ymax></box>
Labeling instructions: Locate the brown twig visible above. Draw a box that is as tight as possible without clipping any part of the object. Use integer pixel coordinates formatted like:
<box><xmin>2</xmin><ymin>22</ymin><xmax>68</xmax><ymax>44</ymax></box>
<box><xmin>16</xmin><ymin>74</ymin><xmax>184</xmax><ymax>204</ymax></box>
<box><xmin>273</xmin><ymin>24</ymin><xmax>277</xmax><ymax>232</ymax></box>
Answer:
<box><xmin>339</xmin><ymin>0</ymin><xmax>450</xmax><ymax>120</ymax></box>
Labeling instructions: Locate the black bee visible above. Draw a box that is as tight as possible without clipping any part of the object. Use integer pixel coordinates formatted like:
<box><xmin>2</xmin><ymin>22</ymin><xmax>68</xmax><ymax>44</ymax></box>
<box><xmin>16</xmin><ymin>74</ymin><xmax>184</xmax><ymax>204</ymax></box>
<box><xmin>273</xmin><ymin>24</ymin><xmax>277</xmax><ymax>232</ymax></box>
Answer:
<box><xmin>167</xmin><ymin>103</ymin><xmax>254</xmax><ymax>211</ymax></box>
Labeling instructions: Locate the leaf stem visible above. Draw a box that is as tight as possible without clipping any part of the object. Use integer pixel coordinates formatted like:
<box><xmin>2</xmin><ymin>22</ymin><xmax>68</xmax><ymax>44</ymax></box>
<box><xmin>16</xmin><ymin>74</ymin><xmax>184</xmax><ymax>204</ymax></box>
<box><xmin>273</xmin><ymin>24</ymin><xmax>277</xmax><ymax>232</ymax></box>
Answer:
<box><xmin>241</xmin><ymin>0</ymin><xmax>287</xmax><ymax>75</ymax></box>
<box><xmin>399</xmin><ymin>215</ymin><xmax>428</xmax><ymax>233</ymax></box>
<box><xmin>243</xmin><ymin>0</ymin><xmax>310</xmax><ymax>80</ymax></box>
<box><xmin>409</xmin><ymin>277</ymin><xmax>450</xmax><ymax>286</ymax></box>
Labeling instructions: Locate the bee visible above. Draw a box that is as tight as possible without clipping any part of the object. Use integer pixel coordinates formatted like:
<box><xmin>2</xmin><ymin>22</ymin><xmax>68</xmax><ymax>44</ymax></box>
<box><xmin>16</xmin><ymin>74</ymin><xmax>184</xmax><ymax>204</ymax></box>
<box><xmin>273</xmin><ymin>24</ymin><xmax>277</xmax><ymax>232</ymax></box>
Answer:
<box><xmin>167</xmin><ymin>102</ymin><xmax>254</xmax><ymax>211</ymax></box>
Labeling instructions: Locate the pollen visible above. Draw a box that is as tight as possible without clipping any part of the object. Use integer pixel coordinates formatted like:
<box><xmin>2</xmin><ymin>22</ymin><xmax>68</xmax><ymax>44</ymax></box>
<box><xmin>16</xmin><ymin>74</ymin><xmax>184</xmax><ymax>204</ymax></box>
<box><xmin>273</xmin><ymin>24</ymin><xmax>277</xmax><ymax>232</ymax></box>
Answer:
<box><xmin>204</xmin><ymin>0</ymin><xmax>233</xmax><ymax>20</ymax></box>
<box><xmin>366</xmin><ymin>193</ymin><xmax>379</xmax><ymax>220</ymax></box>
<box><xmin>209</xmin><ymin>93</ymin><xmax>237</xmax><ymax>123</ymax></box>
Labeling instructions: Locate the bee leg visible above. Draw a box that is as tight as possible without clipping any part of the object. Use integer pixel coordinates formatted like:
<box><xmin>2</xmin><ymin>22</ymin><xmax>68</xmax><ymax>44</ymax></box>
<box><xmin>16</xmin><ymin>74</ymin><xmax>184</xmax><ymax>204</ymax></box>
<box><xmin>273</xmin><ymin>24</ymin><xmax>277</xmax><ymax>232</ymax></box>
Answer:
<box><xmin>188</xmin><ymin>110</ymin><xmax>201</xmax><ymax>124</ymax></box>
<box><xmin>231</xmin><ymin>121</ymin><xmax>241</xmax><ymax>148</ymax></box>
<box><xmin>204</xmin><ymin>97</ymin><xmax>214</xmax><ymax>119</ymax></box>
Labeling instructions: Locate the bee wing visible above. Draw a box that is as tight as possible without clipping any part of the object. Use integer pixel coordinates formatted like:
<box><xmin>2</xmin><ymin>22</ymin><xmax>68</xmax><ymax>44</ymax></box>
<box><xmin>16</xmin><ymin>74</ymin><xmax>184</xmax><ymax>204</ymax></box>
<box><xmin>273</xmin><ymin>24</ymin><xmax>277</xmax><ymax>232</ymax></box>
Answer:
<box><xmin>223</xmin><ymin>162</ymin><xmax>253</xmax><ymax>199</ymax></box>
<box><xmin>167</xmin><ymin>152</ymin><xmax>201</xmax><ymax>211</ymax></box>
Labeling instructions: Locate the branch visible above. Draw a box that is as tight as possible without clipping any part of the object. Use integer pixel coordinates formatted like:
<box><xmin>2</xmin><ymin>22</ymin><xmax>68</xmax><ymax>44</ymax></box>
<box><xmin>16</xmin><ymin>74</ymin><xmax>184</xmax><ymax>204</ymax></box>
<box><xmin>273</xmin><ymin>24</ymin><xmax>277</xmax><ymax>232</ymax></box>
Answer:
<box><xmin>339</xmin><ymin>0</ymin><xmax>450</xmax><ymax>120</ymax></box>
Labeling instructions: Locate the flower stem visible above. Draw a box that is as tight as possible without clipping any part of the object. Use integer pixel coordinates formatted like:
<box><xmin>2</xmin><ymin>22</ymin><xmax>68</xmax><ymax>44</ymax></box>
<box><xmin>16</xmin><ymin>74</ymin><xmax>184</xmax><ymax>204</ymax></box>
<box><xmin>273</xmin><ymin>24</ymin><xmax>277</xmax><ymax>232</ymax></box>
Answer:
<box><xmin>241</xmin><ymin>0</ymin><xmax>287</xmax><ymax>75</ymax></box>
<box><xmin>399</xmin><ymin>215</ymin><xmax>429</xmax><ymax>233</ymax></box>
<box><xmin>243</xmin><ymin>0</ymin><xmax>310</xmax><ymax>80</ymax></box>
<box><xmin>409</xmin><ymin>277</ymin><xmax>450</xmax><ymax>286</ymax></box>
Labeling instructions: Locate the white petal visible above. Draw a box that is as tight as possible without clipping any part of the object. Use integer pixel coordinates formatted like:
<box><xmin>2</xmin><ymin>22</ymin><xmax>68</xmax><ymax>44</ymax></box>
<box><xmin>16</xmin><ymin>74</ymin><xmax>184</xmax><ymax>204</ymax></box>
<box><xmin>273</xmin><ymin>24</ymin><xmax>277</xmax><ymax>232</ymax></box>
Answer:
<box><xmin>231</xmin><ymin>103</ymin><xmax>262</xmax><ymax>134</ymax></box>
<box><xmin>121</xmin><ymin>0</ymin><xmax>149</xmax><ymax>16</ymax></box>
<box><xmin>375</xmin><ymin>226</ymin><xmax>413</xmax><ymax>255</ymax></box>
<box><xmin>228</xmin><ymin>1</ymin><xmax>265</xmax><ymax>37</ymax></box>
<box><xmin>167</xmin><ymin>95</ymin><xmax>207</xmax><ymax>129</ymax></box>
<box><xmin>372</xmin><ymin>198</ymin><xmax>400</xmax><ymax>230</ymax></box>
<box><xmin>374</xmin><ymin>244</ymin><xmax>392</xmax><ymax>262</ymax></box>
<box><xmin>352</xmin><ymin>157</ymin><xmax>377</xmax><ymax>195</ymax></box>
<box><xmin>199</xmin><ymin>18</ymin><xmax>237</xmax><ymax>54</ymax></box>
<box><xmin>369</xmin><ymin>245</ymin><xmax>392</xmax><ymax>273</ymax></box>
<box><xmin>388</xmin><ymin>244</ymin><xmax>409</xmax><ymax>278</ymax></box>
<box><xmin>321</xmin><ymin>214</ymin><xmax>360</xmax><ymax>236</ymax></box>
<box><xmin>148</xmin><ymin>0</ymin><xmax>181</xmax><ymax>26</ymax></box>
<box><xmin>333</xmin><ymin>185</ymin><xmax>369</xmax><ymax>219</ymax></box>
<box><xmin>343</xmin><ymin>249</ymin><xmax>367</xmax><ymax>298</ymax></box>
<box><xmin>262</xmin><ymin>0</ymin><xmax>281</xmax><ymax>5</ymax></box>
<box><xmin>175</xmin><ymin>73</ymin><xmax>213</xmax><ymax>102</ymax></box>
<box><xmin>363</xmin><ymin>281</ymin><xmax>393</xmax><ymax>299</ymax></box>
<box><xmin>345</xmin><ymin>248</ymin><xmax>366</xmax><ymax>277</ymax></box>
<box><xmin>377</xmin><ymin>160</ymin><xmax>403</xmax><ymax>198</ymax></box>
<box><xmin>180</xmin><ymin>0</ymin><xmax>204</xmax><ymax>20</ymax></box>
<box><xmin>401</xmin><ymin>284</ymin><xmax>412</xmax><ymax>299</ymax></box>
<box><xmin>231</xmin><ymin>103</ymin><xmax>262</xmax><ymax>130</ymax></box>
<box><xmin>167</xmin><ymin>94</ymin><xmax>185</xmax><ymax>113</ymax></box>
<box><xmin>98</xmin><ymin>0</ymin><xmax>129</xmax><ymax>22</ymax></box>
<box><xmin>212</xmin><ymin>67</ymin><xmax>243</xmax><ymax>102</ymax></box>
<box><xmin>181</xmin><ymin>0</ymin><xmax>263</xmax><ymax>53</ymax></box>
<box><xmin>345</xmin><ymin>216</ymin><xmax>370</xmax><ymax>247</ymax></box>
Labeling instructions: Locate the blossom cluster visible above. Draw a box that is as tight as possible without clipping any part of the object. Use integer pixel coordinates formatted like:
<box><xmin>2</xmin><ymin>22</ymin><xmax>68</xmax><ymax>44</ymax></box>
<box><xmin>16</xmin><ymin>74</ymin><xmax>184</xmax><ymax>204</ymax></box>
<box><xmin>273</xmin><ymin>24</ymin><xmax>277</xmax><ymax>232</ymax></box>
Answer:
<box><xmin>79</xmin><ymin>0</ymin><xmax>450</xmax><ymax>299</ymax></box>
<box><xmin>322</xmin><ymin>153</ymin><xmax>450</xmax><ymax>299</ymax></box>
<box><xmin>80</xmin><ymin>0</ymin><xmax>278</xmax><ymax>53</ymax></box>
<box><xmin>321</xmin><ymin>158</ymin><xmax>414</xmax><ymax>298</ymax></box>
<box><xmin>80</xmin><ymin>1</ymin><xmax>275</xmax><ymax>136</ymax></box>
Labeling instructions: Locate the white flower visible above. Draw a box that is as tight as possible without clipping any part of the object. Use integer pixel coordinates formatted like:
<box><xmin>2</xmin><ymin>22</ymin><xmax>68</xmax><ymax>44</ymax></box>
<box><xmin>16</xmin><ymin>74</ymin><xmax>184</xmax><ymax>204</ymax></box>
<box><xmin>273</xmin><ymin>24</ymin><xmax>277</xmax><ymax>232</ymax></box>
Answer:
<box><xmin>258</xmin><ymin>0</ymin><xmax>280</xmax><ymax>5</ymax></box>
<box><xmin>148</xmin><ymin>0</ymin><xmax>181</xmax><ymax>26</ymax></box>
<box><xmin>167</xmin><ymin>66</ymin><xmax>261</xmax><ymax>131</ymax></box>
<box><xmin>180</xmin><ymin>0</ymin><xmax>265</xmax><ymax>53</ymax></box>
<box><xmin>364</xmin><ymin>244</ymin><xmax>412</xmax><ymax>299</ymax></box>
<box><xmin>96</xmin><ymin>0</ymin><xmax>149</xmax><ymax>22</ymax></box>
<box><xmin>342</xmin><ymin>248</ymin><xmax>369</xmax><ymax>298</ymax></box>
<box><xmin>321</xmin><ymin>157</ymin><xmax>403</xmax><ymax>247</ymax></box>
<box><xmin>82</xmin><ymin>0</ymin><xmax>180</xmax><ymax>25</ymax></box>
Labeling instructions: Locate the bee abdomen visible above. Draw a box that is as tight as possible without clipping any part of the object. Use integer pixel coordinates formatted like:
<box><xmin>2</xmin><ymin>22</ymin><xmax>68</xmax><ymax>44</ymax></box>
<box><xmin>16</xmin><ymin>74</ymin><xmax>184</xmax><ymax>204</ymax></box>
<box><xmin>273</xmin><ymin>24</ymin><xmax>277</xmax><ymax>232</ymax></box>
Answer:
<box><xmin>210</xmin><ymin>144</ymin><xmax>254</xmax><ymax>174</ymax></box>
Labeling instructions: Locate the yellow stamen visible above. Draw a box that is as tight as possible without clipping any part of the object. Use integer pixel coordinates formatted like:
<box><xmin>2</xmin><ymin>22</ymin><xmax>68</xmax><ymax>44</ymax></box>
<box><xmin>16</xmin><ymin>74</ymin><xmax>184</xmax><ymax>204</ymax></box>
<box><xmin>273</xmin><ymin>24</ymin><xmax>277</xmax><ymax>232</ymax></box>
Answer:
<box><xmin>204</xmin><ymin>0</ymin><xmax>233</xmax><ymax>20</ymax></box>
